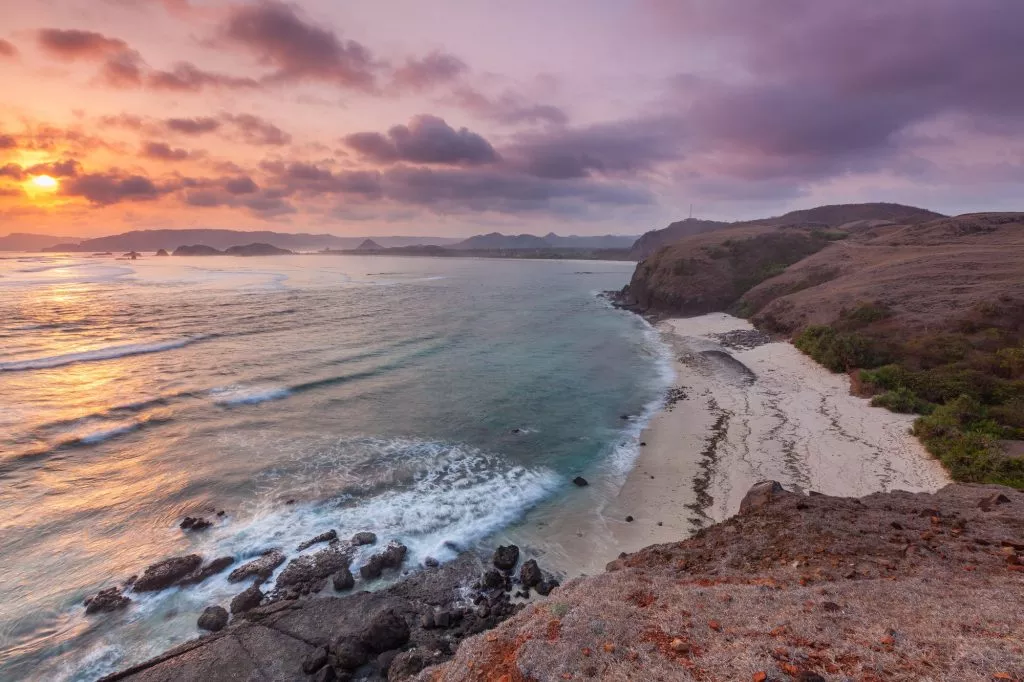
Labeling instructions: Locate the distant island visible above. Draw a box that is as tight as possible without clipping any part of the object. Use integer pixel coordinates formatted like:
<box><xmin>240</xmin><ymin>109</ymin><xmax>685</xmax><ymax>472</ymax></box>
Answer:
<box><xmin>173</xmin><ymin>243</ymin><xmax>293</xmax><ymax>257</ymax></box>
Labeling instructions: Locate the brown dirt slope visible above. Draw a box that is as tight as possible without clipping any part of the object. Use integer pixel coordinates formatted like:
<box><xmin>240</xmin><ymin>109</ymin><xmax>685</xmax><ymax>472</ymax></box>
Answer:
<box><xmin>743</xmin><ymin>213</ymin><xmax>1024</xmax><ymax>334</ymax></box>
<box><xmin>421</xmin><ymin>482</ymin><xmax>1024</xmax><ymax>682</ymax></box>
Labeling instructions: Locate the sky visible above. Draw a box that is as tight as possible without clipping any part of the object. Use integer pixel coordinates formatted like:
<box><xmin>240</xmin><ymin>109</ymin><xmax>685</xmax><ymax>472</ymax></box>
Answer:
<box><xmin>0</xmin><ymin>0</ymin><xmax>1021</xmax><ymax>238</ymax></box>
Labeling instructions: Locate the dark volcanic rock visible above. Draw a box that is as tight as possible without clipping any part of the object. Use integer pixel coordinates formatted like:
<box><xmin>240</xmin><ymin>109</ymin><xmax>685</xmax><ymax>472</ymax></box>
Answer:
<box><xmin>275</xmin><ymin>547</ymin><xmax>351</xmax><ymax>595</ymax></box>
<box><xmin>359</xmin><ymin>542</ymin><xmax>407</xmax><ymax>580</ymax></box>
<box><xmin>739</xmin><ymin>480</ymin><xmax>788</xmax><ymax>514</ymax></box>
<box><xmin>227</xmin><ymin>549</ymin><xmax>285</xmax><ymax>583</ymax></box>
<box><xmin>230</xmin><ymin>585</ymin><xmax>264</xmax><ymax>615</ymax></box>
<box><xmin>519</xmin><ymin>559</ymin><xmax>542</xmax><ymax>589</ymax></box>
<box><xmin>332</xmin><ymin>566</ymin><xmax>355</xmax><ymax>591</ymax></box>
<box><xmin>492</xmin><ymin>545</ymin><xmax>520</xmax><ymax>571</ymax></box>
<box><xmin>197</xmin><ymin>606</ymin><xmax>229</xmax><ymax>632</ymax></box>
<box><xmin>572</xmin><ymin>476</ymin><xmax>589</xmax><ymax>487</ymax></box>
<box><xmin>535</xmin><ymin>579</ymin><xmax>559</xmax><ymax>596</ymax></box>
<box><xmin>296</xmin><ymin>530</ymin><xmax>338</xmax><ymax>551</ymax></box>
<box><xmin>179</xmin><ymin>516</ymin><xmax>212</xmax><ymax>531</ymax></box>
<box><xmin>351</xmin><ymin>531</ymin><xmax>377</xmax><ymax>546</ymax></box>
<box><xmin>178</xmin><ymin>556</ymin><xmax>235</xmax><ymax>587</ymax></box>
<box><xmin>134</xmin><ymin>555</ymin><xmax>203</xmax><ymax>592</ymax></box>
<box><xmin>84</xmin><ymin>587</ymin><xmax>131</xmax><ymax>614</ymax></box>
<box><xmin>302</xmin><ymin>646</ymin><xmax>329</xmax><ymax>674</ymax></box>
<box><xmin>388</xmin><ymin>648</ymin><xmax>431</xmax><ymax>680</ymax></box>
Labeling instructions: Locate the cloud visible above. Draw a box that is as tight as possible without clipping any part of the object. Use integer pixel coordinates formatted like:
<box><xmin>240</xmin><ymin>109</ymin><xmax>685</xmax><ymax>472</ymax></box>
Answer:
<box><xmin>165</xmin><ymin>116</ymin><xmax>222</xmax><ymax>135</ymax></box>
<box><xmin>37</xmin><ymin>29</ymin><xmax>128</xmax><ymax>59</ymax></box>
<box><xmin>64</xmin><ymin>171</ymin><xmax>169</xmax><ymax>205</ymax></box>
<box><xmin>261</xmin><ymin>161</ymin><xmax>382</xmax><ymax>198</ymax></box>
<box><xmin>344</xmin><ymin>115</ymin><xmax>498</xmax><ymax>165</ymax></box>
<box><xmin>390</xmin><ymin>51</ymin><xmax>467</xmax><ymax>91</ymax></box>
<box><xmin>450</xmin><ymin>87</ymin><xmax>568</xmax><ymax>126</ymax></box>
<box><xmin>0</xmin><ymin>134</ymin><xmax>16</xmax><ymax>150</ymax></box>
<box><xmin>507</xmin><ymin>116</ymin><xmax>686</xmax><ymax>179</ymax></box>
<box><xmin>0</xmin><ymin>163</ymin><xmax>24</xmax><ymax>180</ymax></box>
<box><xmin>147</xmin><ymin>62</ymin><xmax>261</xmax><ymax>91</ymax></box>
<box><xmin>0</xmin><ymin>39</ymin><xmax>17</xmax><ymax>58</ymax></box>
<box><xmin>223</xmin><ymin>113</ymin><xmax>291</xmax><ymax>146</ymax></box>
<box><xmin>224</xmin><ymin>176</ymin><xmax>258</xmax><ymax>194</ymax></box>
<box><xmin>142</xmin><ymin>141</ymin><xmax>190</xmax><ymax>161</ymax></box>
<box><xmin>222</xmin><ymin>0</ymin><xmax>377</xmax><ymax>89</ymax></box>
<box><xmin>27</xmin><ymin>159</ymin><xmax>81</xmax><ymax>177</ymax></box>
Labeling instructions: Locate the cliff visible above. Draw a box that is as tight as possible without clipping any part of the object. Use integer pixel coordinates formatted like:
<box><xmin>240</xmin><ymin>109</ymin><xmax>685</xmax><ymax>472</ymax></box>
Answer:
<box><xmin>423</xmin><ymin>482</ymin><xmax>1023</xmax><ymax>682</ymax></box>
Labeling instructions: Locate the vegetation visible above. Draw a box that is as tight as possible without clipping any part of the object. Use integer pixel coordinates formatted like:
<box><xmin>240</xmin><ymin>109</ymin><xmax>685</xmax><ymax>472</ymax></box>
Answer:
<box><xmin>794</xmin><ymin>299</ymin><xmax>1024</xmax><ymax>488</ymax></box>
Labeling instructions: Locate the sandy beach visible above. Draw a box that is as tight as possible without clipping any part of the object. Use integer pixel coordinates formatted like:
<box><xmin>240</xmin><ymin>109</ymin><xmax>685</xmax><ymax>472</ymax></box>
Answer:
<box><xmin>590</xmin><ymin>312</ymin><xmax>950</xmax><ymax>567</ymax></box>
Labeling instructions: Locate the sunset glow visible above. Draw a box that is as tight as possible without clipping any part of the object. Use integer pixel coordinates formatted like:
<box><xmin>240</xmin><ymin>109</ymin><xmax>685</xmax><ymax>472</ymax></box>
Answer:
<box><xmin>31</xmin><ymin>175</ymin><xmax>59</xmax><ymax>190</ymax></box>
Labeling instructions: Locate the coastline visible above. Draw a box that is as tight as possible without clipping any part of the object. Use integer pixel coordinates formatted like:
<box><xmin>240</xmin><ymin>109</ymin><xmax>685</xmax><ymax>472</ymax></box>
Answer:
<box><xmin>586</xmin><ymin>312</ymin><xmax>950</xmax><ymax>565</ymax></box>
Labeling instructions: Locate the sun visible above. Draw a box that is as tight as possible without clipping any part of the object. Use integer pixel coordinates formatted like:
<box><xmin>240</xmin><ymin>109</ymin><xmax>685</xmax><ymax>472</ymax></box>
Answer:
<box><xmin>31</xmin><ymin>175</ymin><xmax>59</xmax><ymax>190</ymax></box>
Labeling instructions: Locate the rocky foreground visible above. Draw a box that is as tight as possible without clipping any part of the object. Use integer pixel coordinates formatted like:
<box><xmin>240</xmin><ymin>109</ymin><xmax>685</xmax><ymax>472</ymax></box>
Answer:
<box><xmin>101</xmin><ymin>482</ymin><xmax>1023</xmax><ymax>681</ymax></box>
<box><xmin>423</xmin><ymin>482</ymin><xmax>1023</xmax><ymax>682</ymax></box>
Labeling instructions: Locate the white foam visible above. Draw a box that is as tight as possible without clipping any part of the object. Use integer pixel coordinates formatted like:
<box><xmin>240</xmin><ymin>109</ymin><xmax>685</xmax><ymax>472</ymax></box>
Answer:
<box><xmin>209</xmin><ymin>385</ymin><xmax>292</xmax><ymax>406</ymax></box>
<box><xmin>0</xmin><ymin>336</ymin><xmax>207</xmax><ymax>372</ymax></box>
<box><xmin>78</xmin><ymin>422</ymin><xmax>142</xmax><ymax>445</ymax></box>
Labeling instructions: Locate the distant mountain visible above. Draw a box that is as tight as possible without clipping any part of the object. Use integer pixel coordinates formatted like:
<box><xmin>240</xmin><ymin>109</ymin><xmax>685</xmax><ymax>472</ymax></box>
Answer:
<box><xmin>451</xmin><ymin>232</ymin><xmax>638</xmax><ymax>251</ymax></box>
<box><xmin>224</xmin><ymin>243</ymin><xmax>293</xmax><ymax>256</ymax></box>
<box><xmin>42</xmin><ymin>229</ymin><xmax>461</xmax><ymax>253</ymax></box>
<box><xmin>629</xmin><ymin>219</ymin><xmax>730</xmax><ymax>259</ymax></box>
<box><xmin>173</xmin><ymin>245</ymin><xmax>222</xmax><ymax>256</ymax></box>
<box><xmin>356</xmin><ymin>239</ymin><xmax>383</xmax><ymax>251</ymax></box>
<box><xmin>0</xmin><ymin>233</ymin><xmax>80</xmax><ymax>252</ymax></box>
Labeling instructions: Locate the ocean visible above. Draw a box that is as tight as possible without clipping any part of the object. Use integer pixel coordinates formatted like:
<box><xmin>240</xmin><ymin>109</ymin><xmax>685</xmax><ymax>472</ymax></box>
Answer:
<box><xmin>0</xmin><ymin>253</ymin><xmax>670</xmax><ymax>681</ymax></box>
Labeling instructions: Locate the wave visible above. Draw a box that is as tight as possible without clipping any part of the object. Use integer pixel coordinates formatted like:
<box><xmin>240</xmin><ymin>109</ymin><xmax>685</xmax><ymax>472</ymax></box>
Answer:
<box><xmin>210</xmin><ymin>385</ymin><xmax>292</xmax><ymax>406</ymax></box>
<box><xmin>0</xmin><ymin>336</ymin><xmax>209</xmax><ymax>372</ymax></box>
<box><xmin>76</xmin><ymin>422</ymin><xmax>143</xmax><ymax>445</ymax></box>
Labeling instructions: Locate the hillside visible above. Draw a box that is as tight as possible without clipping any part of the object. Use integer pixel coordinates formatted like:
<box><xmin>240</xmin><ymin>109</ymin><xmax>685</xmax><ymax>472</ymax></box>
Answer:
<box><xmin>755</xmin><ymin>202</ymin><xmax>945</xmax><ymax>229</ymax></box>
<box><xmin>629</xmin><ymin>218</ymin><xmax>730</xmax><ymax>259</ymax></box>
<box><xmin>451</xmin><ymin>233</ymin><xmax>637</xmax><ymax>251</ymax></box>
<box><xmin>0</xmin><ymin>232</ymin><xmax>80</xmax><ymax>251</ymax></box>
<box><xmin>41</xmin><ymin>230</ymin><xmax>461</xmax><ymax>253</ymax></box>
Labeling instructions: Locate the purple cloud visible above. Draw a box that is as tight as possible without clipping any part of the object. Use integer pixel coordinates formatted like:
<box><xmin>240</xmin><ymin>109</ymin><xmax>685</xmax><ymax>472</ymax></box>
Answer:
<box><xmin>222</xmin><ymin>1</ymin><xmax>377</xmax><ymax>89</ymax></box>
<box><xmin>37</xmin><ymin>29</ymin><xmax>127</xmax><ymax>59</ymax></box>
<box><xmin>0</xmin><ymin>39</ymin><xmax>17</xmax><ymax>59</ymax></box>
<box><xmin>64</xmin><ymin>171</ymin><xmax>167</xmax><ymax>205</ymax></box>
<box><xmin>165</xmin><ymin>117</ymin><xmax>221</xmax><ymax>135</ymax></box>
<box><xmin>450</xmin><ymin>87</ymin><xmax>568</xmax><ymax>126</ymax></box>
<box><xmin>142</xmin><ymin>141</ymin><xmax>190</xmax><ymax>161</ymax></box>
<box><xmin>147</xmin><ymin>62</ymin><xmax>261</xmax><ymax>92</ymax></box>
<box><xmin>344</xmin><ymin>115</ymin><xmax>498</xmax><ymax>166</ymax></box>
<box><xmin>223</xmin><ymin>113</ymin><xmax>291</xmax><ymax>146</ymax></box>
<box><xmin>390</xmin><ymin>51</ymin><xmax>467</xmax><ymax>91</ymax></box>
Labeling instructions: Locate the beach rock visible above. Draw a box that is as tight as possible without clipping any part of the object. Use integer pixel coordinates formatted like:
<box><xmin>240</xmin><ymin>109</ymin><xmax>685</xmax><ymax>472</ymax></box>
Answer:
<box><xmin>572</xmin><ymin>476</ymin><xmax>589</xmax><ymax>487</ymax></box>
<box><xmin>979</xmin><ymin>493</ymin><xmax>1011</xmax><ymax>511</ymax></box>
<box><xmin>230</xmin><ymin>585</ymin><xmax>264</xmax><ymax>615</ymax></box>
<box><xmin>361</xmin><ymin>608</ymin><xmax>410</xmax><ymax>652</ymax></box>
<box><xmin>228</xmin><ymin>549</ymin><xmax>286</xmax><ymax>583</ymax></box>
<box><xmin>535</xmin><ymin>579</ymin><xmax>559</xmax><ymax>596</ymax></box>
<box><xmin>154</xmin><ymin>249</ymin><xmax>169</xmax><ymax>257</ymax></box>
<box><xmin>739</xmin><ymin>480</ymin><xmax>787</xmax><ymax>514</ymax></box>
<box><xmin>84</xmin><ymin>587</ymin><xmax>131</xmax><ymax>614</ymax></box>
<box><xmin>492</xmin><ymin>545</ymin><xmax>520</xmax><ymax>571</ymax></box>
<box><xmin>276</xmin><ymin>547</ymin><xmax>351</xmax><ymax>594</ymax></box>
<box><xmin>312</xmin><ymin>667</ymin><xmax>337</xmax><ymax>682</ymax></box>
<box><xmin>332</xmin><ymin>566</ymin><xmax>355</xmax><ymax>591</ymax></box>
<box><xmin>625</xmin><ymin>515</ymin><xmax>634</xmax><ymax>522</ymax></box>
<box><xmin>351</xmin><ymin>531</ymin><xmax>377</xmax><ymax>546</ymax></box>
<box><xmin>424</xmin><ymin>557</ymin><xmax>439</xmax><ymax>568</ymax></box>
<box><xmin>179</xmin><ymin>516</ymin><xmax>212</xmax><ymax>531</ymax></box>
<box><xmin>482</xmin><ymin>569</ymin><xmax>506</xmax><ymax>590</ymax></box>
<box><xmin>302</xmin><ymin>646</ymin><xmax>329</xmax><ymax>674</ymax></box>
<box><xmin>359</xmin><ymin>542</ymin><xmax>407</xmax><ymax>580</ymax></box>
<box><xmin>520</xmin><ymin>559</ymin><xmax>542</xmax><ymax>589</ymax></box>
<box><xmin>134</xmin><ymin>554</ymin><xmax>204</xmax><ymax>592</ymax></box>
<box><xmin>296</xmin><ymin>530</ymin><xmax>338</xmax><ymax>551</ymax></box>
<box><xmin>178</xmin><ymin>556</ymin><xmax>235</xmax><ymax>586</ymax></box>
<box><xmin>388</xmin><ymin>649</ymin><xmax>430</xmax><ymax>680</ymax></box>
<box><xmin>197</xmin><ymin>606</ymin><xmax>228</xmax><ymax>632</ymax></box>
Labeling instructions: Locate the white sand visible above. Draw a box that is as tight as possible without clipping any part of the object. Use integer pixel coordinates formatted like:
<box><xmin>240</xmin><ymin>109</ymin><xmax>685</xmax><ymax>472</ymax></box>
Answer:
<box><xmin>586</xmin><ymin>312</ymin><xmax>950</xmax><ymax>569</ymax></box>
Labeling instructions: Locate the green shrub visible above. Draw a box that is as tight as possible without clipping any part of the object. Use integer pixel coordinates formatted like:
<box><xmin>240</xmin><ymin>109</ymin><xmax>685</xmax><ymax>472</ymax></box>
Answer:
<box><xmin>842</xmin><ymin>302</ymin><xmax>892</xmax><ymax>328</ymax></box>
<box><xmin>794</xmin><ymin>325</ymin><xmax>887</xmax><ymax>372</ymax></box>
<box><xmin>870</xmin><ymin>387</ymin><xmax>934</xmax><ymax>414</ymax></box>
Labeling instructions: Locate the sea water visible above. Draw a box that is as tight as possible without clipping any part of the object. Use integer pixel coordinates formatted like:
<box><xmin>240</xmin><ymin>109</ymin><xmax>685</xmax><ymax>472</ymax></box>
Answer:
<box><xmin>0</xmin><ymin>253</ymin><xmax>670</xmax><ymax>680</ymax></box>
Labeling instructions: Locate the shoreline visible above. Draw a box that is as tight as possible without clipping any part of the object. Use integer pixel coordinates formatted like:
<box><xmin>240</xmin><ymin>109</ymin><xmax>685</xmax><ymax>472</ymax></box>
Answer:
<box><xmin>581</xmin><ymin>312</ymin><xmax>950</xmax><ymax>566</ymax></box>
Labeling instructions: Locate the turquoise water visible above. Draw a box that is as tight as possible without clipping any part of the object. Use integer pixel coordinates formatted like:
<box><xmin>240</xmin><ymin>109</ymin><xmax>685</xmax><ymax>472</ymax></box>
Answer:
<box><xmin>0</xmin><ymin>253</ymin><xmax>669</xmax><ymax>680</ymax></box>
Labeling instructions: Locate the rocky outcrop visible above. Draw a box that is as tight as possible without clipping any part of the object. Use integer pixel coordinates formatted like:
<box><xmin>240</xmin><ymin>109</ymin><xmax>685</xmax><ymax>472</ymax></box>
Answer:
<box><xmin>223</xmin><ymin>243</ymin><xmax>293</xmax><ymax>257</ymax></box>
<box><xmin>424</xmin><ymin>482</ymin><xmax>1024</xmax><ymax>681</ymax></box>
<box><xmin>172</xmin><ymin>244</ymin><xmax>222</xmax><ymax>256</ymax></box>
<box><xmin>227</xmin><ymin>549</ymin><xmax>286</xmax><ymax>583</ymax></box>
<box><xmin>360</xmin><ymin>542</ymin><xmax>408</xmax><ymax>579</ymax></box>
<box><xmin>272</xmin><ymin>546</ymin><xmax>352</xmax><ymax>598</ymax></box>
<box><xmin>133</xmin><ymin>555</ymin><xmax>203</xmax><ymax>592</ymax></box>
<box><xmin>296</xmin><ymin>530</ymin><xmax>338</xmax><ymax>551</ymax></box>
<box><xmin>84</xmin><ymin>587</ymin><xmax>131</xmax><ymax>615</ymax></box>
<box><xmin>197</xmin><ymin>606</ymin><xmax>228</xmax><ymax>632</ymax></box>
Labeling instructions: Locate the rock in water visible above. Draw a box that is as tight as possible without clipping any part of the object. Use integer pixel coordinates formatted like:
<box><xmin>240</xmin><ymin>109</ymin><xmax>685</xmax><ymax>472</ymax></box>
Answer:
<box><xmin>492</xmin><ymin>545</ymin><xmax>520</xmax><ymax>571</ymax></box>
<box><xmin>520</xmin><ymin>559</ymin><xmax>542</xmax><ymax>589</ymax></box>
<box><xmin>275</xmin><ymin>547</ymin><xmax>352</xmax><ymax>596</ymax></box>
<box><xmin>359</xmin><ymin>542</ymin><xmax>407</xmax><ymax>579</ymax></box>
<box><xmin>351</xmin><ymin>531</ymin><xmax>377</xmax><ymax>546</ymax></box>
<box><xmin>572</xmin><ymin>476</ymin><xmax>589</xmax><ymax>487</ymax></box>
<box><xmin>197</xmin><ymin>605</ymin><xmax>228</xmax><ymax>632</ymax></box>
<box><xmin>179</xmin><ymin>516</ymin><xmax>212</xmax><ymax>531</ymax></box>
<box><xmin>332</xmin><ymin>566</ymin><xmax>355</xmax><ymax>591</ymax></box>
<box><xmin>230</xmin><ymin>585</ymin><xmax>263</xmax><ymax>615</ymax></box>
<box><xmin>739</xmin><ymin>480</ymin><xmax>787</xmax><ymax>514</ymax></box>
<box><xmin>84</xmin><ymin>587</ymin><xmax>131</xmax><ymax>614</ymax></box>
<box><xmin>177</xmin><ymin>556</ymin><xmax>235</xmax><ymax>587</ymax></box>
<box><xmin>134</xmin><ymin>555</ymin><xmax>204</xmax><ymax>592</ymax></box>
<box><xmin>227</xmin><ymin>549</ymin><xmax>286</xmax><ymax>583</ymax></box>
<box><xmin>296</xmin><ymin>530</ymin><xmax>338</xmax><ymax>551</ymax></box>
